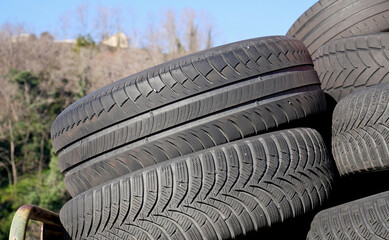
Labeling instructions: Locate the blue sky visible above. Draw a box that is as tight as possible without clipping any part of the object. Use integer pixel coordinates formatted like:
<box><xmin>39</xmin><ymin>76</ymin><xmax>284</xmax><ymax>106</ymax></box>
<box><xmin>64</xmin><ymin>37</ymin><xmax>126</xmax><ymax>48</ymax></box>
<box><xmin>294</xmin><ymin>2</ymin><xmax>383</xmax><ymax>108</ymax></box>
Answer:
<box><xmin>0</xmin><ymin>0</ymin><xmax>317</xmax><ymax>46</ymax></box>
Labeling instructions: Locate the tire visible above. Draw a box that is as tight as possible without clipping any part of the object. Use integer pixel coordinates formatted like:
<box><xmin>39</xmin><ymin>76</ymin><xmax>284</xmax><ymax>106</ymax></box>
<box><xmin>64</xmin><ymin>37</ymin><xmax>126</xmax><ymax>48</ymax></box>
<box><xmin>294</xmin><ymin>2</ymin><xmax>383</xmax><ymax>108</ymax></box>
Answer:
<box><xmin>314</xmin><ymin>33</ymin><xmax>389</xmax><ymax>102</ymax></box>
<box><xmin>55</xmin><ymin>37</ymin><xmax>327</xmax><ymax>196</ymax></box>
<box><xmin>60</xmin><ymin>128</ymin><xmax>334</xmax><ymax>240</ymax></box>
<box><xmin>287</xmin><ymin>0</ymin><xmax>389</xmax><ymax>56</ymax></box>
<box><xmin>332</xmin><ymin>83</ymin><xmax>389</xmax><ymax>176</ymax></box>
<box><xmin>307</xmin><ymin>191</ymin><xmax>389</xmax><ymax>240</ymax></box>
<box><xmin>64</xmin><ymin>86</ymin><xmax>326</xmax><ymax>197</ymax></box>
<box><xmin>51</xmin><ymin>36</ymin><xmax>312</xmax><ymax>154</ymax></box>
<box><xmin>58</xmin><ymin>66</ymin><xmax>324</xmax><ymax>174</ymax></box>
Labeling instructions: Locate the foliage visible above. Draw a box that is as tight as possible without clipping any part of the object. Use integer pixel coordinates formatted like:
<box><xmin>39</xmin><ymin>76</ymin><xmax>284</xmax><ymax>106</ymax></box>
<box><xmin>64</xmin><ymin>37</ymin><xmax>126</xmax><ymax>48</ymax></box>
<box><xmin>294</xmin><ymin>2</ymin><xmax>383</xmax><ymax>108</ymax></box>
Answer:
<box><xmin>77</xmin><ymin>34</ymin><xmax>95</xmax><ymax>48</ymax></box>
<box><xmin>11</xmin><ymin>70</ymin><xmax>42</xmax><ymax>90</ymax></box>
<box><xmin>0</xmin><ymin>154</ymin><xmax>69</xmax><ymax>239</ymax></box>
<box><xmin>39</xmin><ymin>149</ymin><xmax>70</xmax><ymax>210</ymax></box>
<box><xmin>74</xmin><ymin>34</ymin><xmax>95</xmax><ymax>53</ymax></box>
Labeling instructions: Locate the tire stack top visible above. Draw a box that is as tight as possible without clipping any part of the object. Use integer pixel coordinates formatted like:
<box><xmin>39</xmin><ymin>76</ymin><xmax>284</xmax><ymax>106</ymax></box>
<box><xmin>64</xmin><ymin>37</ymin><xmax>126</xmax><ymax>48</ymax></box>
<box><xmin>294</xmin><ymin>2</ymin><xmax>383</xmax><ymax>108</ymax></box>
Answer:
<box><xmin>287</xmin><ymin>0</ymin><xmax>389</xmax><ymax>56</ymax></box>
<box><xmin>51</xmin><ymin>36</ymin><xmax>310</xmax><ymax>154</ymax></box>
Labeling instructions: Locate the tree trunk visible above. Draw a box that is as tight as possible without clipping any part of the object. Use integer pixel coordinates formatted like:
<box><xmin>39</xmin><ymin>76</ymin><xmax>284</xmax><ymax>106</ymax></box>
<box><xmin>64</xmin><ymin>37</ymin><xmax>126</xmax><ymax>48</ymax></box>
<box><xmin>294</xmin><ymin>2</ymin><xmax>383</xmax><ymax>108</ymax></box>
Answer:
<box><xmin>38</xmin><ymin>136</ymin><xmax>44</xmax><ymax>179</ymax></box>
<box><xmin>206</xmin><ymin>28</ymin><xmax>212</xmax><ymax>49</ymax></box>
<box><xmin>8</xmin><ymin>118</ymin><xmax>17</xmax><ymax>186</ymax></box>
<box><xmin>20</xmin><ymin>120</ymin><xmax>31</xmax><ymax>174</ymax></box>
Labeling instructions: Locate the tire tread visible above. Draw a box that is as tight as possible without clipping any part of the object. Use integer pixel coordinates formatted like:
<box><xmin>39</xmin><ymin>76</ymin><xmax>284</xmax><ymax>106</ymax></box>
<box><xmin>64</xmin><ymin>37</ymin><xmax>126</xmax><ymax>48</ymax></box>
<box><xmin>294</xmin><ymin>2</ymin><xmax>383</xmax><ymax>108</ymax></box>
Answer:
<box><xmin>332</xmin><ymin>83</ymin><xmax>389</xmax><ymax>175</ymax></box>
<box><xmin>61</xmin><ymin>128</ymin><xmax>334</xmax><ymax>240</ymax></box>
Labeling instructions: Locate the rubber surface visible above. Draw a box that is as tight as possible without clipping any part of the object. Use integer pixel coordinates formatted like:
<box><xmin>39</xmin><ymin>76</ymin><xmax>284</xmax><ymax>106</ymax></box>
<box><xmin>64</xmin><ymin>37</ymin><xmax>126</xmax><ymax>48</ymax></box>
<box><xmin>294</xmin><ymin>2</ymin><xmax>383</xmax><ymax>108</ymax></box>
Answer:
<box><xmin>307</xmin><ymin>191</ymin><xmax>389</xmax><ymax>240</ymax></box>
<box><xmin>314</xmin><ymin>33</ymin><xmax>389</xmax><ymax>102</ymax></box>
<box><xmin>64</xmin><ymin>86</ymin><xmax>326</xmax><ymax>197</ymax></box>
<box><xmin>60</xmin><ymin>128</ymin><xmax>334</xmax><ymax>240</ymax></box>
<box><xmin>58</xmin><ymin>66</ymin><xmax>322</xmax><ymax>173</ymax></box>
<box><xmin>332</xmin><ymin>83</ymin><xmax>389</xmax><ymax>176</ymax></box>
<box><xmin>287</xmin><ymin>0</ymin><xmax>389</xmax><ymax>56</ymax></box>
<box><xmin>51</xmin><ymin>36</ymin><xmax>312</xmax><ymax>154</ymax></box>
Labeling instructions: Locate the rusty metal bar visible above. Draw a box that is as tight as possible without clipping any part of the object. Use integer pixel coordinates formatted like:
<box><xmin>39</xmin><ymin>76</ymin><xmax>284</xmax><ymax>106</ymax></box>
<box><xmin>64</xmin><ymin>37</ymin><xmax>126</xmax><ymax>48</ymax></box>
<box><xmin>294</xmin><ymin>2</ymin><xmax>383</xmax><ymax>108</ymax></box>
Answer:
<box><xmin>9</xmin><ymin>205</ymin><xmax>62</xmax><ymax>240</ymax></box>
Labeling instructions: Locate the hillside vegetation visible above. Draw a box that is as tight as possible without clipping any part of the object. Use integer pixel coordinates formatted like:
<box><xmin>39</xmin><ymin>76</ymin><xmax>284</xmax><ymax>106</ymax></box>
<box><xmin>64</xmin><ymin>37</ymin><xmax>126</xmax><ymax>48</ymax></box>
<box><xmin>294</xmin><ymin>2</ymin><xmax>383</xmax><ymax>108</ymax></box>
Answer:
<box><xmin>0</xmin><ymin>7</ymin><xmax>214</xmax><ymax>239</ymax></box>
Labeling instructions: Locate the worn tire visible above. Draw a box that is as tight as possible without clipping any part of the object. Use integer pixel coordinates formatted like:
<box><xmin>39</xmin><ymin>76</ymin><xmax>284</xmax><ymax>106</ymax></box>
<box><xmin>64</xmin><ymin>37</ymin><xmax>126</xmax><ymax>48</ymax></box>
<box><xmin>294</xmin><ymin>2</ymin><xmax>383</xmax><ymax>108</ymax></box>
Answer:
<box><xmin>332</xmin><ymin>83</ymin><xmax>389</xmax><ymax>176</ymax></box>
<box><xmin>60</xmin><ymin>128</ymin><xmax>334</xmax><ymax>240</ymax></box>
<box><xmin>314</xmin><ymin>33</ymin><xmax>389</xmax><ymax>101</ymax></box>
<box><xmin>53</xmin><ymin>36</ymin><xmax>327</xmax><ymax>196</ymax></box>
<box><xmin>51</xmin><ymin>36</ymin><xmax>312</xmax><ymax>155</ymax></box>
<box><xmin>64</xmin><ymin>86</ymin><xmax>326</xmax><ymax>197</ymax></box>
<box><xmin>58</xmin><ymin>67</ymin><xmax>324</xmax><ymax>173</ymax></box>
<box><xmin>307</xmin><ymin>191</ymin><xmax>389</xmax><ymax>239</ymax></box>
<box><xmin>287</xmin><ymin>0</ymin><xmax>389</xmax><ymax>56</ymax></box>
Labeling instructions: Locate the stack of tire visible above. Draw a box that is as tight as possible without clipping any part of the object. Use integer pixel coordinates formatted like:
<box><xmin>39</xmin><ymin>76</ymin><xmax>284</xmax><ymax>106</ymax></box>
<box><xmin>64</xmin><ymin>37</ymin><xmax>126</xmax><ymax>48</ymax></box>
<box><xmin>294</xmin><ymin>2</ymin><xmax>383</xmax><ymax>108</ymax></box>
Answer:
<box><xmin>287</xmin><ymin>0</ymin><xmax>389</xmax><ymax>239</ymax></box>
<box><xmin>51</xmin><ymin>0</ymin><xmax>389</xmax><ymax>239</ymax></box>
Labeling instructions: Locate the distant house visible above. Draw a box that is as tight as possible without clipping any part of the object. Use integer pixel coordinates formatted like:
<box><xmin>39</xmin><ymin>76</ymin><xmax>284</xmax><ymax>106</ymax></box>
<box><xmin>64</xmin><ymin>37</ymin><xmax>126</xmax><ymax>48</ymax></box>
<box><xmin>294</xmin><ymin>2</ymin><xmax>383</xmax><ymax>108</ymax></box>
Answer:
<box><xmin>11</xmin><ymin>33</ymin><xmax>35</xmax><ymax>43</ymax></box>
<box><xmin>102</xmin><ymin>32</ymin><xmax>128</xmax><ymax>49</ymax></box>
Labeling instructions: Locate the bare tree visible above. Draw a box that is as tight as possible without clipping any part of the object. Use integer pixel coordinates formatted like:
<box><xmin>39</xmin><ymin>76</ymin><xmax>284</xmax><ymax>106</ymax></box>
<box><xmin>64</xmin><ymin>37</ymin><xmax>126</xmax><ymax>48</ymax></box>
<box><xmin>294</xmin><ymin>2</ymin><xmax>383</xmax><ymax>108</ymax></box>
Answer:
<box><xmin>95</xmin><ymin>6</ymin><xmax>122</xmax><ymax>41</ymax></box>
<box><xmin>183</xmin><ymin>9</ymin><xmax>199</xmax><ymax>53</ymax></box>
<box><xmin>59</xmin><ymin>13</ymin><xmax>71</xmax><ymax>39</ymax></box>
<box><xmin>0</xmin><ymin>83</ymin><xmax>19</xmax><ymax>186</ymax></box>
<box><xmin>76</xmin><ymin>4</ymin><xmax>89</xmax><ymax>35</ymax></box>
<box><xmin>162</xmin><ymin>10</ymin><xmax>184</xmax><ymax>56</ymax></box>
<box><xmin>0</xmin><ymin>23</ymin><xmax>27</xmax><ymax>73</ymax></box>
<box><xmin>203</xmin><ymin>13</ymin><xmax>214</xmax><ymax>49</ymax></box>
<box><xmin>144</xmin><ymin>20</ymin><xmax>163</xmax><ymax>52</ymax></box>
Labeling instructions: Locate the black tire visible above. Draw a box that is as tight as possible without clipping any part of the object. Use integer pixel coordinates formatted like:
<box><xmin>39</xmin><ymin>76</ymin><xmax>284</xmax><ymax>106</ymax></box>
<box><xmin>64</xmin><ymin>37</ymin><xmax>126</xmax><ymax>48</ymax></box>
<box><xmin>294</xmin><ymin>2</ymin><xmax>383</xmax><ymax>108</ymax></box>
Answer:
<box><xmin>314</xmin><ymin>33</ymin><xmax>389</xmax><ymax>102</ymax></box>
<box><xmin>54</xmin><ymin>36</ymin><xmax>327</xmax><ymax>197</ymax></box>
<box><xmin>51</xmin><ymin>36</ymin><xmax>312</xmax><ymax>154</ymax></box>
<box><xmin>60</xmin><ymin>128</ymin><xmax>334</xmax><ymax>240</ymax></box>
<box><xmin>64</xmin><ymin>86</ymin><xmax>326</xmax><ymax>197</ymax></box>
<box><xmin>332</xmin><ymin>83</ymin><xmax>389</xmax><ymax>176</ymax></box>
<box><xmin>307</xmin><ymin>191</ymin><xmax>389</xmax><ymax>240</ymax></box>
<box><xmin>287</xmin><ymin>0</ymin><xmax>389</xmax><ymax>56</ymax></box>
<box><xmin>58</xmin><ymin>66</ymin><xmax>324</xmax><ymax>174</ymax></box>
